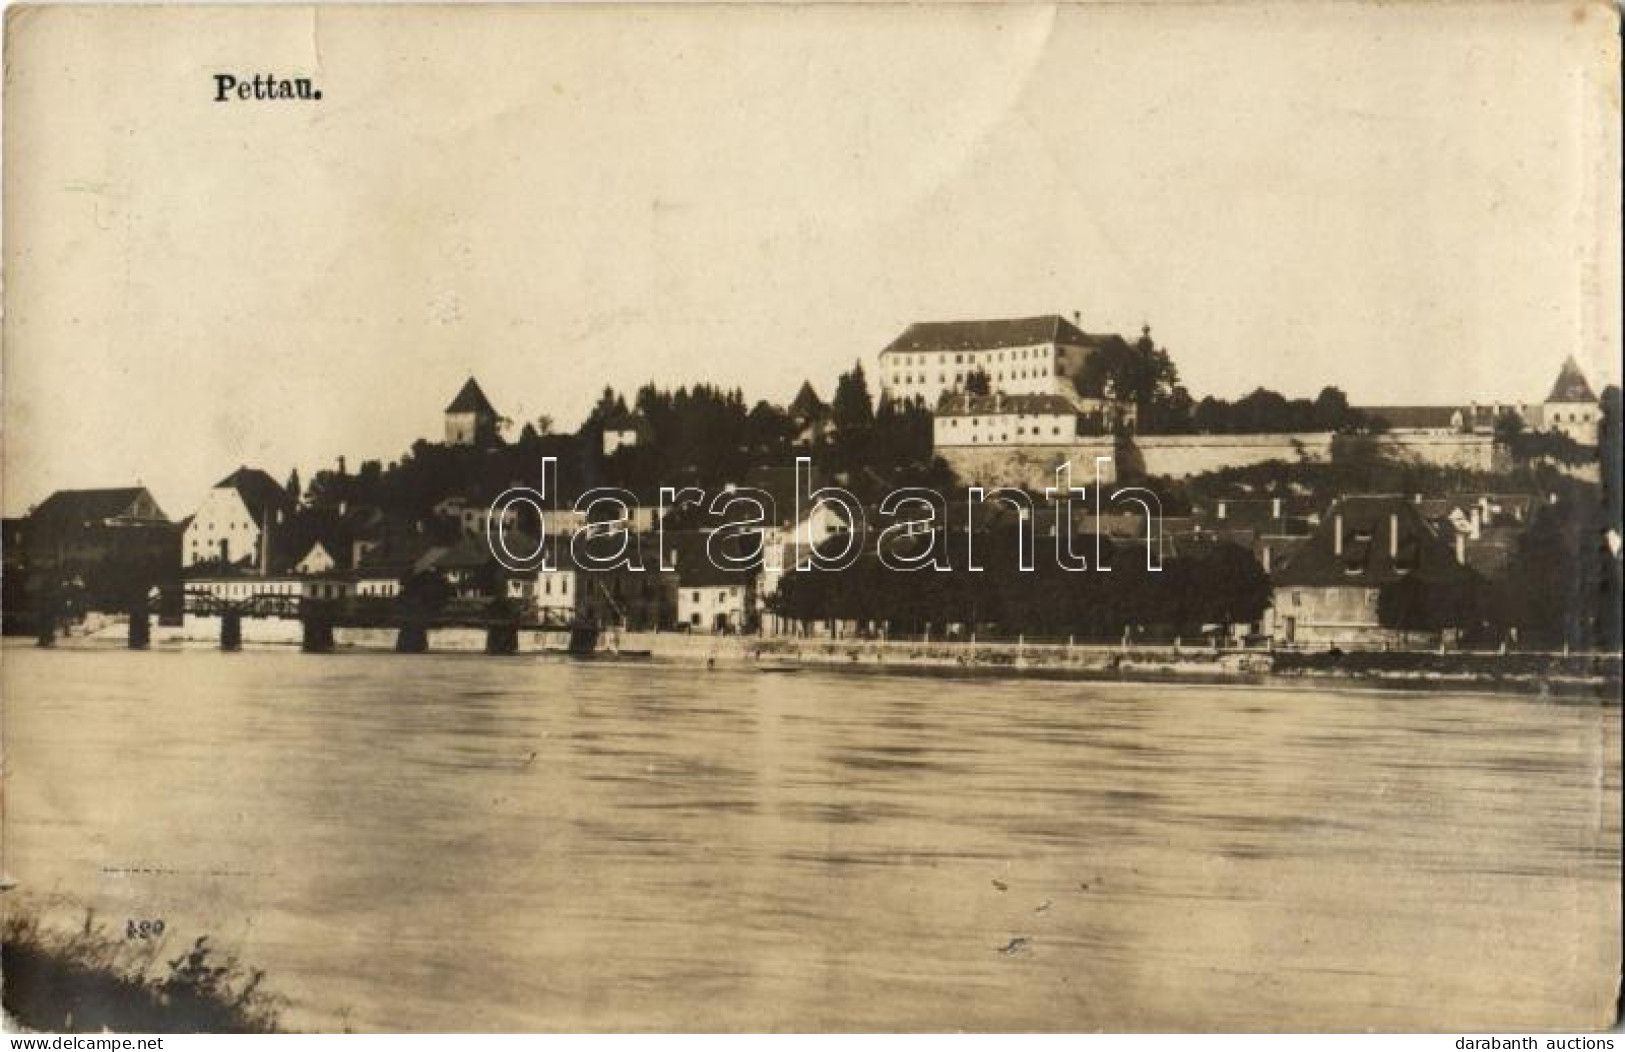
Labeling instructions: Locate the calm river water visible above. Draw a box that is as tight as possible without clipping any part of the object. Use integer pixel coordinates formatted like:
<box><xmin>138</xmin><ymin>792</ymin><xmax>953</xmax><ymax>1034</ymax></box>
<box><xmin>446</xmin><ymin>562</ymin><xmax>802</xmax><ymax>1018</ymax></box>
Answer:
<box><xmin>2</xmin><ymin>644</ymin><xmax>1619</xmax><ymax>1031</ymax></box>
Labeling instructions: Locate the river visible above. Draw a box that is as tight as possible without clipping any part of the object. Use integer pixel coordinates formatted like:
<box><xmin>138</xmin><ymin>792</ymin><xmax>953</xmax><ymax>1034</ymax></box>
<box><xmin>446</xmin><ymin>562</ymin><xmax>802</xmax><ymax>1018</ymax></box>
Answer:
<box><xmin>2</xmin><ymin>644</ymin><xmax>1618</xmax><ymax>1031</ymax></box>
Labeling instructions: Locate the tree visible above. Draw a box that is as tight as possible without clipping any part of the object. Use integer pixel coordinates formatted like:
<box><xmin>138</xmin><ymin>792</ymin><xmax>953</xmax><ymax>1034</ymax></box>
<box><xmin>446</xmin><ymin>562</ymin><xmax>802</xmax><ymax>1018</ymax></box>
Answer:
<box><xmin>1311</xmin><ymin>387</ymin><xmax>1361</xmax><ymax>432</ymax></box>
<box><xmin>1078</xmin><ymin>327</ymin><xmax>1180</xmax><ymax>406</ymax></box>
<box><xmin>831</xmin><ymin>360</ymin><xmax>875</xmax><ymax>430</ymax></box>
<box><xmin>1378</xmin><ymin>574</ymin><xmax>1481</xmax><ymax>633</ymax></box>
<box><xmin>964</xmin><ymin>367</ymin><xmax>992</xmax><ymax>397</ymax></box>
<box><xmin>1184</xmin><ymin>543</ymin><xmax>1273</xmax><ymax>632</ymax></box>
<box><xmin>284</xmin><ymin>469</ymin><xmax>302</xmax><ymax>505</ymax></box>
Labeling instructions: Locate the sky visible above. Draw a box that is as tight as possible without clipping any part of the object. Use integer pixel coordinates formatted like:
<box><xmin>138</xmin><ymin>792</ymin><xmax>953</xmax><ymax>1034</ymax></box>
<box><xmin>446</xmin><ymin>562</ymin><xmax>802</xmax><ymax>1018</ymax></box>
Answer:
<box><xmin>3</xmin><ymin>2</ymin><xmax>1620</xmax><ymax>518</ymax></box>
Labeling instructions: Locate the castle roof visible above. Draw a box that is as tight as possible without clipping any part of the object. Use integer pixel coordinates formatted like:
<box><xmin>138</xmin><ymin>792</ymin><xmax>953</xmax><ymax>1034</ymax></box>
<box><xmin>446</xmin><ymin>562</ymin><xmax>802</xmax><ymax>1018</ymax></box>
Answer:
<box><xmin>445</xmin><ymin>377</ymin><xmax>498</xmax><ymax>416</ymax></box>
<box><xmin>1545</xmin><ymin>356</ymin><xmax>1596</xmax><ymax>404</ymax></box>
<box><xmin>880</xmin><ymin>315</ymin><xmax>1117</xmax><ymax>357</ymax></box>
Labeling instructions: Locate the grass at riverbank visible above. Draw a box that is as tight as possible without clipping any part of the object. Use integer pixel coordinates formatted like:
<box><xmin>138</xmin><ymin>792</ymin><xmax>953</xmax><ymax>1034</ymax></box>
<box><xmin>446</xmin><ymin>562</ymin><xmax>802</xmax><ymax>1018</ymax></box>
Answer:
<box><xmin>1</xmin><ymin>907</ymin><xmax>282</xmax><ymax>1033</ymax></box>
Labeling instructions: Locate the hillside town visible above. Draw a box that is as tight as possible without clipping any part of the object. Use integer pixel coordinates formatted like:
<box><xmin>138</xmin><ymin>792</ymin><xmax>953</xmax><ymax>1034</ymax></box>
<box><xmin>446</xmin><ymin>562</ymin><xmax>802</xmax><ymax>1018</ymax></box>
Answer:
<box><xmin>4</xmin><ymin>314</ymin><xmax>1620</xmax><ymax>654</ymax></box>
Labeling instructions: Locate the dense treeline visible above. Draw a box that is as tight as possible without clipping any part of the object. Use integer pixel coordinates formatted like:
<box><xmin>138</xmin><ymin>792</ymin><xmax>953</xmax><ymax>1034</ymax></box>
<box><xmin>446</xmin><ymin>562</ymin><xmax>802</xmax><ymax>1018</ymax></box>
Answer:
<box><xmin>1069</xmin><ymin>327</ymin><xmax>1372</xmax><ymax>435</ymax></box>
<box><xmin>770</xmin><ymin>531</ymin><xmax>1272</xmax><ymax>640</ymax></box>
<box><xmin>297</xmin><ymin>361</ymin><xmax>951</xmax><ymax>520</ymax></box>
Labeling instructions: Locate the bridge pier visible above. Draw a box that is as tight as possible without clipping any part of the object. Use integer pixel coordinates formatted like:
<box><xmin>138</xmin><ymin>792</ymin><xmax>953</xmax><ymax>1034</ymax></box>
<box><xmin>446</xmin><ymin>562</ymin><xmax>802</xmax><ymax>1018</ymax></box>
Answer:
<box><xmin>567</xmin><ymin>625</ymin><xmax>599</xmax><ymax>656</ymax></box>
<box><xmin>396</xmin><ymin>624</ymin><xmax>428</xmax><ymax>653</ymax></box>
<box><xmin>35</xmin><ymin>614</ymin><xmax>55</xmax><ymax>648</ymax></box>
<box><xmin>302</xmin><ymin>619</ymin><xmax>335</xmax><ymax>653</ymax></box>
<box><xmin>127</xmin><ymin>607</ymin><xmax>150</xmax><ymax>650</ymax></box>
<box><xmin>220</xmin><ymin>611</ymin><xmax>242</xmax><ymax>651</ymax></box>
<box><xmin>485</xmin><ymin>624</ymin><xmax>519</xmax><ymax>655</ymax></box>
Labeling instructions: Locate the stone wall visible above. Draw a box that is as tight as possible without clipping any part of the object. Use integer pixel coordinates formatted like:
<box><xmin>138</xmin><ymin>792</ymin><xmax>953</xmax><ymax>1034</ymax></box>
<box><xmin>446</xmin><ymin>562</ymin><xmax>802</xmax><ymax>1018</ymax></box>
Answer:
<box><xmin>940</xmin><ymin>431</ymin><xmax>1499</xmax><ymax>489</ymax></box>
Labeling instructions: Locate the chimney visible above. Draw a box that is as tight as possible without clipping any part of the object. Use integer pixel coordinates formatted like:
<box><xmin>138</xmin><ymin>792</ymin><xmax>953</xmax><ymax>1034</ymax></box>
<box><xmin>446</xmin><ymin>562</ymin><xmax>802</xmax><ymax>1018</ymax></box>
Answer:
<box><xmin>339</xmin><ymin>500</ymin><xmax>348</xmax><ymax>517</ymax></box>
<box><xmin>1217</xmin><ymin>501</ymin><xmax>1227</xmax><ymax>521</ymax></box>
<box><xmin>337</xmin><ymin>455</ymin><xmax>347</xmax><ymax>475</ymax></box>
<box><xmin>1470</xmin><ymin>507</ymin><xmax>1482</xmax><ymax>540</ymax></box>
<box><xmin>1389</xmin><ymin>514</ymin><xmax>1399</xmax><ymax>559</ymax></box>
<box><xmin>1333</xmin><ymin>514</ymin><xmax>1343</xmax><ymax>556</ymax></box>
<box><xmin>1262</xmin><ymin>545</ymin><xmax>1272</xmax><ymax>573</ymax></box>
<box><xmin>1456</xmin><ymin>532</ymin><xmax>1466</xmax><ymax>564</ymax></box>
<box><xmin>260</xmin><ymin>508</ymin><xmax>271</xmax><ymax>577</ymax></box>
<box><xmin>1072</xmin><ymin>310</ymin><xmax>1081</xmax><ymax>326</ymax></box>
<box><xmin>1413</xmin><ymin>493</ymin><xmax>1422</xmax><ymax>504</ymax></box>
<box><xmin>1271</xmin><ymin>497</ymin><xmax>1282</xmax><ymax>520</ymax></box>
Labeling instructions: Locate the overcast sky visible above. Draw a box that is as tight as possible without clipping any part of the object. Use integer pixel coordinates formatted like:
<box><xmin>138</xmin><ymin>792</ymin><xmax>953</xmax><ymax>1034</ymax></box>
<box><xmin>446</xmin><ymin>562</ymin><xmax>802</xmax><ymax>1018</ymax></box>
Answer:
<box><xmin>4</xmin><ymin>2</ymin><xmax>1619</xmax><ymax>517</ymax></box>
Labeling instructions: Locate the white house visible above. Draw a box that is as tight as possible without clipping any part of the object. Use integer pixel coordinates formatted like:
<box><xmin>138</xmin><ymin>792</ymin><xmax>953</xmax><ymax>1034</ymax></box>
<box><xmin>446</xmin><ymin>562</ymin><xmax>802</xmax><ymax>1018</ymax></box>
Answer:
<box><xmin>933</xmin><ymin>392</ymin><xmax>1079</xmax><ymax>447</ymax></box>
<box><xmin>183</xmin><ymin>467</ymin><xmax>294</xmax><ymax>568</ymax></box>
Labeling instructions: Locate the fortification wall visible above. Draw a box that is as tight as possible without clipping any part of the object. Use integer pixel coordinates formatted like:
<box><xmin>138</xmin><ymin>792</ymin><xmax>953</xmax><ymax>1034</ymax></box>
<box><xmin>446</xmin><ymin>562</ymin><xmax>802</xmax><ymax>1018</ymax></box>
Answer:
<box><xmin>940</xmin><ymin>431</ymin><xmax>1498</xmax><ymax>489</ymax></box>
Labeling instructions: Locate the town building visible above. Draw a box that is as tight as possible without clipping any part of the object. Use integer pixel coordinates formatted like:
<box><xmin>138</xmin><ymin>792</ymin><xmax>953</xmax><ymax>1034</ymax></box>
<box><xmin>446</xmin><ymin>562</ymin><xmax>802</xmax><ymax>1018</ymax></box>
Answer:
<box><xmin>183</xmin><ymin>570</ymin><xmax>354</xmax><ymax>608</ymax></box>
<box><xmin>788</xmin><ymin>381</ymin><xmax>834</xmax><ymax>446</ymax></box>
<box><xmin>444</xmin><ymin>376</ymin><xmax>501</xmax><ymax>446</ymax></box>
<box><xmin>1360</xmin><ymin>404</ymin><xmax>1510</xmax><ymax>436</ymax></box>
<box><xmin>352</xmin><ymin>532</ymin><xmax>450</xmax><ymax>598</ymax></box>
<box><xmin>1360</xmin><ymin>358</ymin><xmax>1602</xmax><ymax>446</ymax></box>
<box><xmin>669</xmin><ymin>531</ymin><xmax>757</xmax><ymax>632</ymax></box>
<box><xmin>1268</xmin><ymin>495</ymin><xmax>1482</xmax><ymax>646</ymax></box>
<box><xmin>20</xmin><ymin>487</ymin><xmax>172</xmax><ymax>566</ymax></box>
<box><xmin>182</xmin><ymin>467</ymin><xmax>295</xmax><ymax>568</ymax></box>
<box><xmin>10</xmin><ymin>487</ymin><xmax>180</xmax><ymax>615</ymax></box>
<box><xmin>599</xmin><ymin>407</ymin><xmax>651</xmax><ymax>456</ymax></box>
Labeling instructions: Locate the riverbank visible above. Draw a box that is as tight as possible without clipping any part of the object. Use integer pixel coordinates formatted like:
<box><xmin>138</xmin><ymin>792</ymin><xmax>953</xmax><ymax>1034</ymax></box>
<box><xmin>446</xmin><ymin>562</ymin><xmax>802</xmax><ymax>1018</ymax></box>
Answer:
<box><xmin>19</xmin><ymin>617</ymin><xmax>1622</xmax><ymax>697</ymax></box>
<box><xmin>1</xmin><ymin>899</ymin><xmax>283</xmax><ymax>1033</ymax></box>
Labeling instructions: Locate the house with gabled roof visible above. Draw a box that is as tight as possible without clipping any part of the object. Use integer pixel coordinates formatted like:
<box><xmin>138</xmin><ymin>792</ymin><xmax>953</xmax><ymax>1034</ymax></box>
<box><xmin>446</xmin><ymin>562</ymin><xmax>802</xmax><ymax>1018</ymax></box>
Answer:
<box><xmin>182</xmin><ymin>467</ymin><xmax>294</xmax><ymax>569</ymax></box>
<box><xmin>13</xmin><ymin>487</ymin><xmax>179</xmax><ymax>608</ymax></box>
<box><xmin>787</xmin><ymin>381</ymin><xmax>834</xmax><ymax>446</ymax></box>
<box><xmin>1268</xmin><ymin>495</ymin><xmax>1483</xmax><ymax>646</ymax></box>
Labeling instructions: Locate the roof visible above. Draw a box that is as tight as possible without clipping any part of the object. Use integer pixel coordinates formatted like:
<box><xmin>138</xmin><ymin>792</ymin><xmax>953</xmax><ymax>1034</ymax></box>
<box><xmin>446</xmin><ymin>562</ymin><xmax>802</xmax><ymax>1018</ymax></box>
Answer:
<box><xmin>356</xmin><ymin>532</ymin><xmax>448</xmax><ymax>575</ymax></box>
<box><xmin>880</xmin><ymin>315</ymin><xmax>1110</xmax><ymax>357</ymax></box>
<box><xmin>29</xmin><ymin>487</ymin><xmax>167</xmax><ymax>531</ymax></box>
<box><xmin>1546</xmin><ymin>356</ymin><xmax>1597</xmax><ymax>404</ymax></box>
<box><xmin>434</xmin><ymin>532</ymin><xmax>539</xmax><ymax>571</ymax></box>
<box><xmin>445</xmin><ymin>376</ymin><xmax>499</xmax><ymax>416</ymax></box>
<box><xmin>1271</xmin><ymin>495</ymin><xmax>1479</xmax><ymax>588</ymax></box>
<box><xmin>667</xmin><ymin>530</ymin><xmax>760</xmax><ymax>586</ymax></box>
<box><xmin>1360</xmin><ymin>406</ymin><xmax>1461</xmax><ymax>430</ymax></box>
<box><xmin>788</xmin><ymin>381</ymin><xmax>826</xmax><ymax>419</ymax></box>
<box><xmin>214</xmin><ymin>467</ymin><xmax>293</xmax><ymax>517</ymax></box>
<box><xmin>936</xmin><ymin>392</ymin><xmax>1077</xmax><ymax>417</ymax></box>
